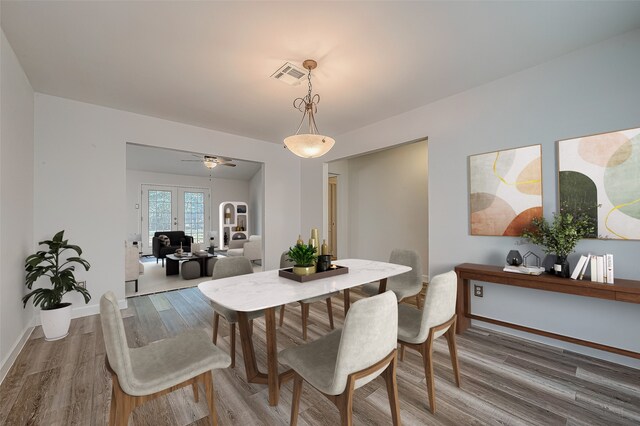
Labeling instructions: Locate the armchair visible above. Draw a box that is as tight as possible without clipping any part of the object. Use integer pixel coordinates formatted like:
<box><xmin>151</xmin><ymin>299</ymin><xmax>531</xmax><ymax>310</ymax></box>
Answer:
<box><xmin>227</xmin><ymin>235</ymin><xmax>261</xmax><ymax>263</ymax></box>
<box><xmin>152</xmin><ymin>231</ymin><xmax>193</xmax><ymax>266</ymax></box>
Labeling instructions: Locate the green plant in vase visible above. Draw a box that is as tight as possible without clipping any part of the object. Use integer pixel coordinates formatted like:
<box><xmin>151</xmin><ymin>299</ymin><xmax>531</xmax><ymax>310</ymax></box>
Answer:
<box><xmin>23</xmin><ymin>230</ymin><xmax>91</xmax><ymax>340</ymax></box>
<box><xmin>287</xmin><ymin>243</ymin><xmax>318</xmax><ymax>276</ymax></box>
<box><xmin>521</xmin><ymin>205</ymin><xmax>595</xmax><ymax>277</ymax></box>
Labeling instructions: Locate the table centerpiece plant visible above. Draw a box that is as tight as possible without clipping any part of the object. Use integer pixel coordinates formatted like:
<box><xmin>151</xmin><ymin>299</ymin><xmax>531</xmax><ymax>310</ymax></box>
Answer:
<box><xmin>23</xmin><ymin>230</ymin><xmax>91</xmax><ymax>340</ymax></box>
<box><xmin>521</xmin><ymin>205</ymin><xmax>595</xmax><ymax>278</ymax></box>
<box><xmin>287</xmin><ymin>243</ymin><xmax>318</xmax><ymax>276</ymax></box>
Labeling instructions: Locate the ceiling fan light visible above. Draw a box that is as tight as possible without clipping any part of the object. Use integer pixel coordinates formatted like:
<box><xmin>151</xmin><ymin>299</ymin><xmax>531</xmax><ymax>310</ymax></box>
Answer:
<box><xmin>284</xmin><ymin>134</ymin><xmax>335</xmax><ymax>158</ymax></box>
<box><xmin>204</xmin><ymin>160</ymin><xmax>217</xmax><ymax>169</ymax></box>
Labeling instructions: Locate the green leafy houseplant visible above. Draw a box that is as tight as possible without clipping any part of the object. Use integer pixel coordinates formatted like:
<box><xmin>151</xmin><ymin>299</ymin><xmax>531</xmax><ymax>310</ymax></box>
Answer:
<box><xmin>521</xmin><ymin>206</ymin><xmax>595</xmax><ymax>277</ymax></box>
<box><xmin>24</xmin><ymin>230</ymin><xmax>91</xmax><ymax>310</ymax></box>
<box><xmin>287</xmin><ymin>243</ymin><xmax>317</xmax><ymax>267</ymax></box>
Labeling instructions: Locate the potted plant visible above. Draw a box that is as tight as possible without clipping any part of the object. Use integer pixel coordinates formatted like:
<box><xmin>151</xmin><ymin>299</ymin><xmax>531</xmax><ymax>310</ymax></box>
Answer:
<box><xmin>23</xmin><ymin>230</ymin><xmax>91</xmax><ymax>340</ymax></box>
<box><xmin>521</xmin><ymin>206</ymin><xmax>595</xmax><ymax>277</ymax></box>
<box><xmin>287</xmin><ymin>243</ymin><xmax>318</xmax><ymax>276</ymax></box>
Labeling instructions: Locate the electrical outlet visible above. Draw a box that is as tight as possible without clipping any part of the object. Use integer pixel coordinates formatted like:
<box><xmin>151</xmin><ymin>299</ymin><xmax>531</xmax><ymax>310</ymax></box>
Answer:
<box><xmin>78</xmin><ymin>281</ymin><xmax>86</xmax><ymax>289</ymax></box>
<box><xmin>474</xmin><ymin>284</ymin><xmax>483</xmax><ymax>297</ymax></box>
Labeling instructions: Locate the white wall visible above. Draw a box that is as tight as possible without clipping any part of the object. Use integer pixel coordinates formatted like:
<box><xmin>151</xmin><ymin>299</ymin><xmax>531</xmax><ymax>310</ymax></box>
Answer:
<box><xmin>0</xmin><ymin>29</ymin><xmax>34</xmax><ymax>379</ymax></box>
<box><xmin>303</xmin><ymin>29</ymin><xmax>640</xmax><ymax>367</ymax></box>
<box><xmin>35</xmin><ymin>94</ymin><xmax>300</xmax><ymax>317</ymax></box>
<box><xmin>249</xmin><ymin>168</ymin><xmax>264</xmax><ymax>238</ymax></box>
<box><xmin>125</xmin><ymin>169</ymin><xmax>250</xmax><ymax>252</ymax></box>
<box><xmin>341</xmin><ymin>140</ymin><xmax>428</xmax><ymax>276</ymax></box>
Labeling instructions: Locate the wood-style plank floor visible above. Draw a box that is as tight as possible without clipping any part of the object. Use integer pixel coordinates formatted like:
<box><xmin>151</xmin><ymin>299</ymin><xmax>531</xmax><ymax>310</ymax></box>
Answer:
<box><xmin>1</xmin><ymin>287</ymin><xmax>639</xmax><ymax>425</ymax></box>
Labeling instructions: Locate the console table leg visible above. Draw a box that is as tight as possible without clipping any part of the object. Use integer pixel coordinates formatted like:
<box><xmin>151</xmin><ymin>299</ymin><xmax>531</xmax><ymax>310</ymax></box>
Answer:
<box><xmin>456</xmin><ymin>275</ymin><xmax>471</xmax><ymax>334</ymax></box>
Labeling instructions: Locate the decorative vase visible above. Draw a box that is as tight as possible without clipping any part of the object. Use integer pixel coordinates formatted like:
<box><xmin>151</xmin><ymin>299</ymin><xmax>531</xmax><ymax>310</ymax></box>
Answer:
<box><xmin>316</xmin><ymin>255</ymin><xmax>332</xmax><ymax>272</ymax></box>
<box><xmin>40</xmin><ymin>303</ymin><xmax>72</xmax><ymax>341</ymax></box>
<box><xmin>506</xmin><ymin>250</ymin><xmax>523</xmax><ymax>266</ymax></box>
<box><xmin>293</xmin><ymin>265</ymin><xmax>315</xmax><ymax>276</ymax></box>
<box><xmin>554</xmin><ymin>255</ymin><xmax>570</xmax><ymax>278</ymax></box>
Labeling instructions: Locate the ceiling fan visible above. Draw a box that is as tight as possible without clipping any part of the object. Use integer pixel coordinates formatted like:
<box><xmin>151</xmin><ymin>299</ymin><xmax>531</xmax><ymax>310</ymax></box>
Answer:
<box><xmin>182</xmin><ymin>154</ymin><xmax>237</xmax><ymax>169</ymax></box>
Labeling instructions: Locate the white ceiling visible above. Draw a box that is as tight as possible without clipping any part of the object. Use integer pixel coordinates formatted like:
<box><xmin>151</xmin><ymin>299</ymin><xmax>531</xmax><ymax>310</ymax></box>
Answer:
<box><xmin>126</xmin><ymin>144</ymin><xmax>262</xmax><ymax>180</ymax></box>
<box><xmin>3</xmin><ymin>2</ymin><xmax>640</xmax><ymax>144</ymax></box>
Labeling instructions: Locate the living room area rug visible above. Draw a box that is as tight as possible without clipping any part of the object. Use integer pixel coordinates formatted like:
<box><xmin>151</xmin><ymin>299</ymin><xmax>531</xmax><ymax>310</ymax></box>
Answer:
<box><xmin>126</xmin><ymin>256</ymin><xmax>263</xmax><ymax>298</ymax></box>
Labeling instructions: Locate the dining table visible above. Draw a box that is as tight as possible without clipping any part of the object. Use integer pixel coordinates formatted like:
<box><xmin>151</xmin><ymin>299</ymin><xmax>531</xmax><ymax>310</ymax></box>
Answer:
<box><xmin>198</xmin><ymin>258</ymin><xmax>411</xmax><ymax>406</ymax></box>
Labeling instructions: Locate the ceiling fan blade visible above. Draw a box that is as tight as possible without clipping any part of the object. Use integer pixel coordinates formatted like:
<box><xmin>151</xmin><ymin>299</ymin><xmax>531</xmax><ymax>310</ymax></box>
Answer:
<box><xmin>181</xmin><ymin>159</ymin><xmax>203</xmax><ymax>162</ymax></box>
<box><xmin>220</xmin><ymin>163</ymin><xmax>236</xmax><ymax>167</ymax></box>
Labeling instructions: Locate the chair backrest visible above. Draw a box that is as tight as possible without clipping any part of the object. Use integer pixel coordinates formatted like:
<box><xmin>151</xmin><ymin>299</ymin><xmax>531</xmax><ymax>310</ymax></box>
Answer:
<box><xmin>100</xmin><ymin>291</ymin><xmax>136</xmax><ymax>393</ymax></box>
<box><xmin>388</xmin><ymin>248</ymin><xmax>423</xmax><ymax>294</ymax></box>
<box><xmin>417</xmin><ymin>270</ymin><xmax>457</xmax><ymax>341</ymax></box>
<box><xmin>212</xmin><ymin>256</ymin><xmax>253</xmax><ymax>279</ymax></box>
<box><xmin>330</xmin><ymin>291</ymin><xmax>398</xmax><ymax>394</ymax></box>
<box><xmin>280</xmin><ymin>251</ymin><xmax>295</xmax><ymax>269</ymax></box>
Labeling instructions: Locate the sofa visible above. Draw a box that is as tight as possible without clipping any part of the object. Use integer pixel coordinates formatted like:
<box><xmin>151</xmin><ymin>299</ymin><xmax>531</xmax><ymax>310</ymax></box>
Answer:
<box><xmin>125</xmin><ymin>242</ymin><xmax>144</xmax><ymax>292</ymax></box>
<box><xmin>152</xmin><ymin>231</ymin><xmax>194</xmax><ymax>266</ymax></box>
<box><xmin>227</xmin><ymin>235</ymin><xmax>262</xmax><ymax>263</ymax></box>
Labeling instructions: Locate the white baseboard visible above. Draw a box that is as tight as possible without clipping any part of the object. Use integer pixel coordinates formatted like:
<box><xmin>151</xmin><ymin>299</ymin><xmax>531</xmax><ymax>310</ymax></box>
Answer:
<box><xmin>0</xmin><ymin>326</ymin><xmax>34</xmax><ymax>385</ymax></box>
<box><xmin>71</xmin><ymin>298</ymin><xmax>128</xmax><ymax>319</ymax></box>
<box><xmin>422</xmin><ymin>274</ymin><xmax>429</xmax><ymax>283</ymax></box>
<box><xmin>33</xmin><ymin>298</ymin><xmax>129</xmax><ymax>325</ymax></box>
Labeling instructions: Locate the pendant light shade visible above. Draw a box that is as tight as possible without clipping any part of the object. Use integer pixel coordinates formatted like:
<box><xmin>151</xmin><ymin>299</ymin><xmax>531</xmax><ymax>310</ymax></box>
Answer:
<box><xmin>284</xmin><ymin>59</ymin><xmax>335</xmax><ymax>158</ymax></box>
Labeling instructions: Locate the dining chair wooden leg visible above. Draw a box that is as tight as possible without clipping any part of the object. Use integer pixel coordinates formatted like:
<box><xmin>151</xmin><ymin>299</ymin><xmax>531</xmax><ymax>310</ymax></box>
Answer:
<box><xmin>212</xmin><ymin>312</ymin><xmax>220</xmax><ymax>344</ymax></box>
<box><xmin>444</xmin><ymin>319</ymin><xmax>461</xmax><ymax>387</ymax></box>
<box><xmin>249</xmin><ymin>319</ymin><xmax>254</xmax><ymax>335</ymax></box>
<box><xmin>399</xmin><ymin>343</ymin><xmax>405</xmax><ymax>361</ymax></box>
<box><xmin>343</xmin><ymin>289</ymin><xmax>351</xmax><ymax>314</ymax></box>
<box><xmin>416</xmin><ymin>293</ymin><xmax>422</xmax><ymax>309</ymax></box>
<box><xmin>335</xmin><ymin>388</ymin><xmax>355</xmax><ymax>426</ymax></box>
<box><xmin>279</xmin><ymin>304</ymin><xmax>286</xmax><ymax>326</ymax></box>
<box><xmin>290</xmin><ymin>373</ymin><xmax>304</xmax><ymax>426</ymax></box>
<box><xmin>108</xmin><ymin>375</ymin><xmax>118</xmax><ymax>426</ymax></box>
<box><xmin>230</xmin><ymin>323</ymin><xmax>236</xmax><ymax>369</ymax></box>
<box><xmin>421</xmin><ymin>338</ymin><xmax>436</xmax><ymax>413</ymax></box>
<box><xmin>203</xmin><ymin>370</ymin><xmax>218</xmax><ymax>426</ymax></box>
<box><xmin>383</xmin><ymin>354</ymin><xmax>401</xmax><ymax>426</ymax></box>
<box><xmin>326</xmin><ymin>298</ymin><xmax>335</xmax><ymax>329</ymax></box>
<box><xmin>301</xmin><ymin>302</ymin><xmax>310</xmax><ymax>340</ymax></box>
<box><xmin>193</xmin><ymin>382</ymin><xmax>199</xmax><ymax>402</ymax></box>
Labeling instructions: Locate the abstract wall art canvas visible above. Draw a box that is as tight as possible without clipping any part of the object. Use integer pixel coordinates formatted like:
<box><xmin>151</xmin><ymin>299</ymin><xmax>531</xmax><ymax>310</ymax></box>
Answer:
<box><xmin>558</xmin><ymin>127</ymin><xmax>640</xmax><ymax>240</ymax></box>
<box><xmin>469</xmin><ymin>145</ymin><xmax>542</xmax><ymax>236</ymax></box>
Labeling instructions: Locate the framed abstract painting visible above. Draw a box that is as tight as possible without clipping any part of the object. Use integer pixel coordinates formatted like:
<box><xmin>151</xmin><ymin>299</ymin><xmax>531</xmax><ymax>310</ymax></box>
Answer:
<box><xmin>558</xmin><ymin>127</ymin><xmax>640</xmax><ymax>240</ymax></box>
<box><xmin>469</xmin><ymin>144</ymin><xmax>542</xmax><ymax>236</ymax></box>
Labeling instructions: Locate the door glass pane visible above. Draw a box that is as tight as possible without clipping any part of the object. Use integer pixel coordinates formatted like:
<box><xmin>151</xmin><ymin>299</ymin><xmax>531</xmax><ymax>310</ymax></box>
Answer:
<box><xmin>184</xmin><ymin>191</ymin><xmax>205</xmax><ymax>243</ymax></box>
<box><xmin>148</xmin><ymin>190</ymin><xmax>172</xmax><ymax>247</ymax></box>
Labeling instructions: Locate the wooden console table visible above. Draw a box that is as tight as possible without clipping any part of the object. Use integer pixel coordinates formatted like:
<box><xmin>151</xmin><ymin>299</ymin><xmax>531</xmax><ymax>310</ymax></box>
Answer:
<box><xmin>455</xmin><ymin>263</ymin><xmax>640</xmax><ymax>359</ymax></box>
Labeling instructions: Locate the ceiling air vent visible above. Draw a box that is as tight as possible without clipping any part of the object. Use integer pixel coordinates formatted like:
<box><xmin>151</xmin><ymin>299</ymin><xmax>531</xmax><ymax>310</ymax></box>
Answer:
<box><xmin>271</xmin><ymin>62</ymin><xmax>307</xmax><ymax>86</ymax></box>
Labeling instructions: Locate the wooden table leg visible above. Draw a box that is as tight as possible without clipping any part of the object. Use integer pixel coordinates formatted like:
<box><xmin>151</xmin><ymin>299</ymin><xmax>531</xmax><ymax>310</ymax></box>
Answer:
<box><xmin>264</xmin><ymin>307</ymin><xmax>280</xmax><ymax>406</ymax></box>
<box><xmin>456</xmin><ymin>275</ymin><xmax>471</xmax><ymax>334</ymax></box>
<box><xmin>377</xmin><ymin>278</ymin><xmax>388</xmax><ymax>293</ymax></box>
<box><xmin>237</xmin><ymin>312</ymin><xmax>268</xmax><ymax>385</ymax></box>
<box><xmin>343</xmin><ymin>289</ymin><xmax>351</xmax><ymax>315</ymax></box>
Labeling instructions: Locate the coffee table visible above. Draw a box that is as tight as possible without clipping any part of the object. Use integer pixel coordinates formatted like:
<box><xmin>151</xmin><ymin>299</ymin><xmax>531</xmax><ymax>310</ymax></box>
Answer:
<box><xmin>165</xmin><ymin>253</ymin><xmax>215</xmax><ymax>277</ymax></box>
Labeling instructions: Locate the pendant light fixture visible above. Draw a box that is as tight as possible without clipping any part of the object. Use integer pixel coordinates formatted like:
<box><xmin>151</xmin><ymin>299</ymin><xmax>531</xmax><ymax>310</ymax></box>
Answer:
<box><xmin>284</xmin><ymin>59</ymin><xmax>335</xmax><ymax>158</ymax></box>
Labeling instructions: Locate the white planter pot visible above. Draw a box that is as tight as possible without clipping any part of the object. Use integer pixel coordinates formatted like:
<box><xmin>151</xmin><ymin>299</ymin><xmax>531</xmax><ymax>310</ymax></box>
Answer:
<box><xmin>40</xmin><ymin>303</ymin><xmax>72</xmax><ymax>341</ymax></box>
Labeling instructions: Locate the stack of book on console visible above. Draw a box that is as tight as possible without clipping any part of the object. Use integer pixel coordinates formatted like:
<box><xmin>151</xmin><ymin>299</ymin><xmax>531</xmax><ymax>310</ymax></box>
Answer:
<box><xmin>570</xmin><ymin>253</ymin><xmax>614</xmax><ymax>283</ymax></box>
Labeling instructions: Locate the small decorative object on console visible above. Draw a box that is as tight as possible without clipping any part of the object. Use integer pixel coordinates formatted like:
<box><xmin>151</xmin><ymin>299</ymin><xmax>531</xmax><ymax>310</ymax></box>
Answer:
<box><xmin>506</xmin><ymin>250</ymin><xmax>523</xmax><ymax>266</ymax></box>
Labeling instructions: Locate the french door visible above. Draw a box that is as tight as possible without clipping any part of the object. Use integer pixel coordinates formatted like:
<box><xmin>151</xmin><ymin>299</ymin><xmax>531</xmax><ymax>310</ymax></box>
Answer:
<box><xmin>141</xmin><ymin>184</ymin><xmax>211</xmax><ymax>253</ymax></box>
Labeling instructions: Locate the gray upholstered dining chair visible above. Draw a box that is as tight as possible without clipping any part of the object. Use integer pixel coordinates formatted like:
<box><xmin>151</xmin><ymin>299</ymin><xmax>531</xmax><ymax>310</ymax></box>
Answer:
<box><xmin>210</xmin><ymin>256</ymin><xmax>262</xmax><ymax>368</ymax></box>
<box><xmin>100</xmin><ymin>291</ymin><xmax>230</xmax><ymax>426</ymax></box>
<box><xmin>278</xmin><ymin>251</ymin><xmax>339</xmax><ymax>340</ymax></box>
<box><xmin>280</xmin><ymin>291</ymin><xmax>401</xmax><ymax>425</ymax></box>
<box><xmin>397</xmin><ymin>270</ymin><xmax>460</xmax><ymax>413</ymax></box>
<box><xmin>362</xmin><ymin>248</ymin><xmax>424</xmax><ymax>308</ymax></box>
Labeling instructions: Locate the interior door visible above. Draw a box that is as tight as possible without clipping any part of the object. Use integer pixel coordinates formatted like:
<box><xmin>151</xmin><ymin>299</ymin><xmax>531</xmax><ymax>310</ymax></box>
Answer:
<box><xmin>141</xmin><ymin>185</ymin><xmax>178</xmax><ymax>253</ymax></box>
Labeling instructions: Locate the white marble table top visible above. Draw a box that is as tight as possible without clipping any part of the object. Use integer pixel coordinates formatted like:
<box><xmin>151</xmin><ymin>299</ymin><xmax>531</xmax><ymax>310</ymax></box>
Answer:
<box><xmin>198</xmin><ymin>258</ymin><xmax>411</xmax><ymax>312</ymax></box>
